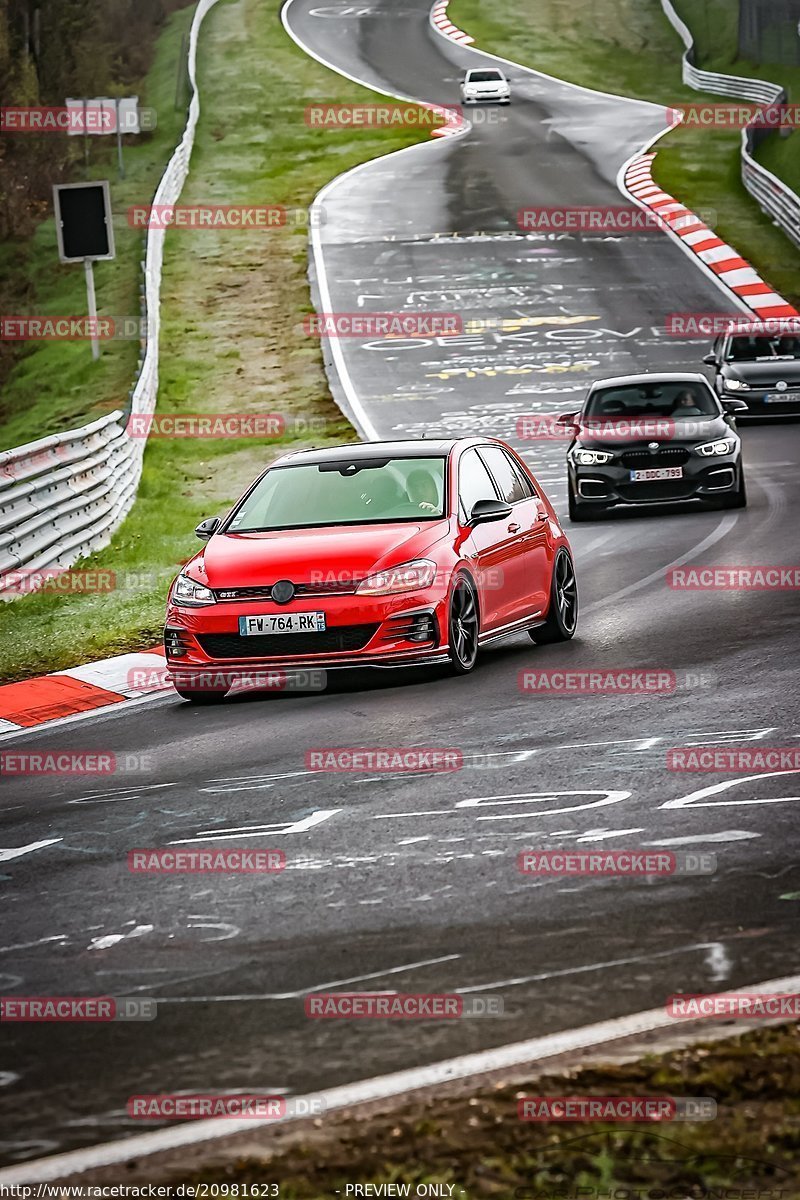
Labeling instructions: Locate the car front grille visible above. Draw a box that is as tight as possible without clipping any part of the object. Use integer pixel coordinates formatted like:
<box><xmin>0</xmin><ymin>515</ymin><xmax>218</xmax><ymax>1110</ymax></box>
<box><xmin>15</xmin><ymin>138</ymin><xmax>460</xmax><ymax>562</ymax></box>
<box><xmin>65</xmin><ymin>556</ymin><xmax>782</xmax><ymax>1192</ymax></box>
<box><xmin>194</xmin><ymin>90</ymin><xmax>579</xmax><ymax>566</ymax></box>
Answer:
<box><xmin>213</xmin><ymin>581</ymin><xmax>358</xmax><ymax>602</ymax></box>
<box><xmin>620</xmin><ymin>448</ymin><xmax>691</xmax><ymax>469</ymax></box>
<box><xmin>197</xmin><ymin>624</ymin><xmax>379</xmax><ymax>658</ymax></box>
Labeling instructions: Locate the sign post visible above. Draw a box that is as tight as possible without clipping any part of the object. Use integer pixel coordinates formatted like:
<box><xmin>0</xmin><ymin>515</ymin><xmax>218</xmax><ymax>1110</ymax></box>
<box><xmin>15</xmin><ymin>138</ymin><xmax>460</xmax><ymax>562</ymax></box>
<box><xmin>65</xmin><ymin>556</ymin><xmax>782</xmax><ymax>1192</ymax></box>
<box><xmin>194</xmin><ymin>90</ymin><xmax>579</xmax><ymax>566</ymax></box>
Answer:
<box><xmin>65</xmin><ymin>96</ymin><xmax>142</xmax><ymax>178</ymax></box>
<box><xmin>83</xmin><ymin>259</ymin><xmax>100</xmax><ymax>361</ymax></box>
<box><xmin>53</xmin><ymin>181</ymin><xmax>116</xmax><ymax>362</ymax></box>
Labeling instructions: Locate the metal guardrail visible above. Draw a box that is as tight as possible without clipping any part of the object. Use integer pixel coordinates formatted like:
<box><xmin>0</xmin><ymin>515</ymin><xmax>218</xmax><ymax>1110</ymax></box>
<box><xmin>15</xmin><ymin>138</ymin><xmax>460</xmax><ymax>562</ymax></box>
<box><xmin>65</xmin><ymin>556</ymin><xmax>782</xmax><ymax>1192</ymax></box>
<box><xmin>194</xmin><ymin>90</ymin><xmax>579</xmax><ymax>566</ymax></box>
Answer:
<box><xmin>660</xmin><ymin>0</ymin><xmax>800</xmax><ymax>252</ymax></box>
<box><xmin>0</xmin><ymin>0</ymin><xmax>222</xmax><ymax>597</ymax></box>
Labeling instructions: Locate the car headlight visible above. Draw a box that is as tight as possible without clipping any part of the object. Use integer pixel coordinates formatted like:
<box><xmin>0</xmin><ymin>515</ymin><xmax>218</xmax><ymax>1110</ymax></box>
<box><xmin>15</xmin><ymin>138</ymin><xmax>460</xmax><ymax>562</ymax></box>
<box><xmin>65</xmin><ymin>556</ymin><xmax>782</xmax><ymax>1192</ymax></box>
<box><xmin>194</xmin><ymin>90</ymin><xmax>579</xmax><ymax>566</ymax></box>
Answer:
<box><xmin>356</xmin><ymin>559</ymin><xmax>437</xmax><ymax>596</ymax></box>
<box><xmin>172</xmin><ymin>572</ymin><xmax>215</xmax><ymax>606</ymax></box>
<box><xmin>570</xmin><ymin>448</ymin><xmax>613</xmax><ymax>465</ymax></box>
<box><xmin>724</xmin><ymin>378</ymin><xmax>749</xmax><ymax>390</ymax></box>
<box><xmin>696</xmin><ymin>438</ymin><xmax>736</xmax><ymax>457</ymax></box>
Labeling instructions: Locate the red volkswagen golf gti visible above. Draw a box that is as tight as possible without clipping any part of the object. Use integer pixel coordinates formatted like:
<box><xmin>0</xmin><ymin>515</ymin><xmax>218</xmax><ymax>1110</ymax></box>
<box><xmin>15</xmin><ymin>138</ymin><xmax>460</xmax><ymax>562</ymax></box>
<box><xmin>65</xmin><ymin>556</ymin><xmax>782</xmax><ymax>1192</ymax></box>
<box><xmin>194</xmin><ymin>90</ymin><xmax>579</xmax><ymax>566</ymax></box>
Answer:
<box><xmin>164</xmin><ymin>438</ymin><xmax>578</xmax><ymax>702</ymax></box>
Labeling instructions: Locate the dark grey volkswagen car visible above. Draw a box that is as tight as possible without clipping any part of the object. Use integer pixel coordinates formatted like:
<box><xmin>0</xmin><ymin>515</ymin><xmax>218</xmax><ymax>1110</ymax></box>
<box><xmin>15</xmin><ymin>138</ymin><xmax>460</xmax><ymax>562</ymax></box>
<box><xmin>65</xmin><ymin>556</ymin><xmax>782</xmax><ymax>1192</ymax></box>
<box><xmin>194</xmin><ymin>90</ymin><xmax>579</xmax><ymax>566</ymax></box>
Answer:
<box><xmin>704</xmin><ymin>329</ymin><xmax>800</xmax><ymax>417</ymax></box>
<box><xmin>559</xmin><ymin>373</ymin><xmax>748</xmax><ymax>521</ymax></box>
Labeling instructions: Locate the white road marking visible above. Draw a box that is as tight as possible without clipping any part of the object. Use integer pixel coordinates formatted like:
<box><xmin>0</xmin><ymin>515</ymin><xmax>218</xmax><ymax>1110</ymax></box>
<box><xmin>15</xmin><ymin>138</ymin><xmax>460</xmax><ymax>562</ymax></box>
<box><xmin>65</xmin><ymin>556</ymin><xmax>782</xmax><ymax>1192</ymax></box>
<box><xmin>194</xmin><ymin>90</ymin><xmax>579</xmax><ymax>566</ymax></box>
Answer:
<box><xmin>662</xmin><ymin>770</ymin><xmax>800</xmax><ymax>809</ymax></box>
<box><xmin>705</xmin><ymin>942</ymin><xmax>733</xmax><ymax>983</ymax></box>
<box><xmin>68</xmin><ymin>783</ymin><xmax>177</xmax><ymax>805</ymax></box>
<box><xmin>643</xmin><ymin>831</ymin><xmax>760</xmax><ymax>845</ymax></box>
<box><xmin>169</xmin><ymin>809</ymin><xmax>341</xmax><ymax>844</ymax></box>
<box><xmin>582</xmin><ymin>513</ymin><xmax>738</xmax><ymax>615</ymax></box>
<box><xmin>457</xmin><ymin>790</ymin><xmax>631</xmax><ymax>819</ymax></box>
<box><xmin>0</xmin><ymin>838</ymin><xmax>61</xmax><ymax>862</ymax></box>
<box><xmin>200</xmin><ymin>770</ymin><xmax>313</xmax><ymax>793</ymax></box>
<box><xmin>574</xmin><ymin>827</ymin><xmax>645</xmax><ymax>842</ymax></box>
<box><xmin>88</xmin><ymin>925</ymin><xmax>154</xmax><ymax>952</ymax></box>
<box><xmin>453</xmin><ymin>939</ymin><xmax>722</xmax><ymax>994</ymax></box>
<box><xmin>187</xmin><ymin>919</ymin><xmax>240</xmax><ymax>942</ymax></box>
<box><xmin>0</xmin><ymin>935</ymin><xmax>68</xmax><ymax>955</ymax></box>
<box><xmin>9</xmin><ymin>971</ymin><xmax>800</xmax><ymax>1183</ymax></box>
<box><xmin>152</xmin><ymin>954</ymin><xmax>462</xmax><ymax>1002</ymax></box>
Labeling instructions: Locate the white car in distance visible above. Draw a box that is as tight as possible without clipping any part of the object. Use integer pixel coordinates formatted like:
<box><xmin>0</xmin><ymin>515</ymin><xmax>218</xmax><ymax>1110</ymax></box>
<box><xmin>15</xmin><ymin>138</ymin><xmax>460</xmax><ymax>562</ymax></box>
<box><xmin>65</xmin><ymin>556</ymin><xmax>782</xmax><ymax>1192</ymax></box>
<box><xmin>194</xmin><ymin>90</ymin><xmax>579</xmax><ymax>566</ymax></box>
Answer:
<box><xmin>460</xmin><ymin>67</ymin><xmax>511</xmax><ymax>105</ymax></box>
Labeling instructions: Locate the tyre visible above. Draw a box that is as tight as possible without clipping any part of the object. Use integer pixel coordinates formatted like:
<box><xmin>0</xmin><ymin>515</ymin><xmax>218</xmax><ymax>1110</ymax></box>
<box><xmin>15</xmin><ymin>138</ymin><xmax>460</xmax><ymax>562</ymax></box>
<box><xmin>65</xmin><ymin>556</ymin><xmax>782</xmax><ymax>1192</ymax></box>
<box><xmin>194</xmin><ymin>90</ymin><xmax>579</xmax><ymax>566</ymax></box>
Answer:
<box><xmin>719</xmin><ymin>470</ymin><xmax>747</xmax><ymax>509</ymax></box>
<box><xmin>568</xmin><ymin>483</ymin><xmax>604</xmax><ymax>522</ymax></box>
<box><xmin>448</xmin><ymin>574</ymin><xmax>480</xmax><ymax>674</ymax></box>
<box><xmin>529</xmin><ymin>548</ymin><xmax>578</xmax><ymax>644</ymax></box>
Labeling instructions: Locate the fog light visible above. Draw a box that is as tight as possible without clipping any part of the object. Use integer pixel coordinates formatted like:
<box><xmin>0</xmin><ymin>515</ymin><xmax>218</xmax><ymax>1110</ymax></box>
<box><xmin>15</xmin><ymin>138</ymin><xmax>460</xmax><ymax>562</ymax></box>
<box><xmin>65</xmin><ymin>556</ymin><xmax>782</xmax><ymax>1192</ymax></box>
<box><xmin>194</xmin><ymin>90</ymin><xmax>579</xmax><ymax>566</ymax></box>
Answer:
<box><xmin>408</xmin><ymin>614</ymin><xmax>436</xmax><ymax>643</ymax></box>
<box><xmin>164</xmin><ymin>627</ymin><xmax>189</xmax><ymax>658</ymax></box>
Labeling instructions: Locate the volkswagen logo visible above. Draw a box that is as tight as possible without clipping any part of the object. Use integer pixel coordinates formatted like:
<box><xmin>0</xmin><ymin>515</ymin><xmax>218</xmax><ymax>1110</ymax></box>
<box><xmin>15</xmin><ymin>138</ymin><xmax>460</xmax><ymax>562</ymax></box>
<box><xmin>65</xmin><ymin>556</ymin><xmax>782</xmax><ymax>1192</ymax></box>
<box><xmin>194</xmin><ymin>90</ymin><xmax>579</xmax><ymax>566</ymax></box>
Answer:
<box><xmin>648</xmin><ymin>442</ymin><xmax>660</xmax><ymax>452</ymax></box>
<box><xmin>271</xmin><ymin>579</ymin><xmax>295</xmax><ymax>605</ymax></box>
<box><xmin>777</xmin><ymin>380</ymin><xmax>788</xmax><ymax>391</ymax></box>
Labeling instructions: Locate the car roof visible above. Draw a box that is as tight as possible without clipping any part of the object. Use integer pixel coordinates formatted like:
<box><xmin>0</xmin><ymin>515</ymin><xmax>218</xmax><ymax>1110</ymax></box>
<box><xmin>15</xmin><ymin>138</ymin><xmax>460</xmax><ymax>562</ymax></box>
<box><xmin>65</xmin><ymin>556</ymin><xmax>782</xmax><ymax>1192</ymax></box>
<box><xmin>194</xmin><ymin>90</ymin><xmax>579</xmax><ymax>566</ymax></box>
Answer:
<box><xmin>587</xmin><ymin>372</ymin><xmax>712</xmax><ymax>391</ymax></box>
<box><xmin>466</xmin><ymin>66</ymin><xmax>504</xmax><ymax>74</ymax></box>
<box><xmin>272</xmin><ymin>439</ymin><xmax>470</xmax><ymax>466</ymax></box>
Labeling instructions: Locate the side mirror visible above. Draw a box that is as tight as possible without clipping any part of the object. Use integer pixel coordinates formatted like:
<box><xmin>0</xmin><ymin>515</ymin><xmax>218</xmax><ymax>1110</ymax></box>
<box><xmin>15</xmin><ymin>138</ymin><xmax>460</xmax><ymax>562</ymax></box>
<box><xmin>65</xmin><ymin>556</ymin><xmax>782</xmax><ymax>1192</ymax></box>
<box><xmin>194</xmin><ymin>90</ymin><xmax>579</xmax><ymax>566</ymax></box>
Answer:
<box><xmin>702</xmin><ymin>353</ymin><xmax>717</xmax><ymax>365</ymax></box>
<box><xmin>555</xmin><ymin>411</ymin><xmax>579</xmax><ymax>426</ymax></box>
<box><xmin>195</xmin><ymin>516</ymin><xmax>220</xmax><ymax>541</ymax></box>
<box><xmin>722</xmin><ymin>398</ymin><xmax>748</xmax><ymax>414</ymax></box>
<box><xmin>469</xmin><ymin>498</ymin><xmax>512</xmax><ymax>525</ymax></box>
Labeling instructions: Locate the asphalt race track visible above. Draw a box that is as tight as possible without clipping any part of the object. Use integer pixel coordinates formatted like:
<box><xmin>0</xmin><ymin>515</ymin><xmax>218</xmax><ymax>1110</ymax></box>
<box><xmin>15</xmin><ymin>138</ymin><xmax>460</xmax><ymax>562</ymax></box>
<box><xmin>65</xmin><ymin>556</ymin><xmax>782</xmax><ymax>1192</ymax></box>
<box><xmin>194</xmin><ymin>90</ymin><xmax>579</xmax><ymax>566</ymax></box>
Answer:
<box><xmin>1</xmin><ymin>0</ymin><xmax>799</xmax><ymax>1168</ymax></box>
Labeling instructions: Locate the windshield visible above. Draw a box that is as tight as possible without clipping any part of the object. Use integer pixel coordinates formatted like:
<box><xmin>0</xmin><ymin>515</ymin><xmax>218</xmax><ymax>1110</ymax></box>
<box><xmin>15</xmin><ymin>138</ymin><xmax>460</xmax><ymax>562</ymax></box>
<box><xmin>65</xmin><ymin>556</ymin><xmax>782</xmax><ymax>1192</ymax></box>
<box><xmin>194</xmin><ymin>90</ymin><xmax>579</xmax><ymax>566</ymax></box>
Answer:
<box><xmin>467</xmin><ymin>70</ymin><xmax>503</xmax><ymax>82</ymax></box>
<box><xmin>227</xmin><ymin>457</ymin><xmax>448</xmax><ymax>532</ymax></box>
<box><xmin>585</xmin><ymin>382</ymin><xmax>718</xmax><ymax>420</ymax></box>
<box><xmin>725</xmin><ymin>335</ymin><xmax>800</xmax><ymax>362</ymax></box>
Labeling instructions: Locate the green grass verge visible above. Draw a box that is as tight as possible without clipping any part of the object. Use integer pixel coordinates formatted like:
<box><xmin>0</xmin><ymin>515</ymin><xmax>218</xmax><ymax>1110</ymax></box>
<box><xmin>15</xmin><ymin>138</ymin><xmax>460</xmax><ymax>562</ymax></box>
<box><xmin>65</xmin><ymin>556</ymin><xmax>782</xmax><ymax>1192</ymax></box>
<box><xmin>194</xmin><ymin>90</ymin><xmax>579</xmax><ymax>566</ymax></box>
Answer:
<box><xmin>0</xmin><ymin>5</ymin><xmax>197</xmax><ymax>450</ymax></box>
<box><xmin>0</xmin><ymin>0</ymin><xmax>431</xmax><ymax>684</ymax></box>
<box><xmin>448</xmin><ymin>0</ymin><xmax>800</xmax><ymax>309</ymax></box>
<box><xmin>167</xmin><ymin>1024</ymin><xmax>800</xmax><ymax>1194</ymax></box>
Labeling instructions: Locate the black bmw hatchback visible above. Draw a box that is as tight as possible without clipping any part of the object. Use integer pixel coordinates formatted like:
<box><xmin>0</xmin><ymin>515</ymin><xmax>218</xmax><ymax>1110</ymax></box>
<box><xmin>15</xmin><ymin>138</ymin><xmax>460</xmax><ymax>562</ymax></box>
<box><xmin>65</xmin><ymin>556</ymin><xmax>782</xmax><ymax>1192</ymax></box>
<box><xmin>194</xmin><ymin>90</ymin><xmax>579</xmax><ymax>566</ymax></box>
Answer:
<box><xmin>560</xmin><ymin>373</ymin><xmax>748</xmax><ymax>521</ymax></box>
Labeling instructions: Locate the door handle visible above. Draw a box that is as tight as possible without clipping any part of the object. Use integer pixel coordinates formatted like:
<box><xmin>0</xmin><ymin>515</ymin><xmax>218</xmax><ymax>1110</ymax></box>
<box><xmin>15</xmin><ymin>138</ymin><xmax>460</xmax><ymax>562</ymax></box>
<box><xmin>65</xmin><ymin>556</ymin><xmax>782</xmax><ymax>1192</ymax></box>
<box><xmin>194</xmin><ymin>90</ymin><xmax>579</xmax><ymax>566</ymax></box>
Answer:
<box><xmin>508</xmin><ymin>522</ymin><xmax>521</xmax><ymax>533</ymax></box>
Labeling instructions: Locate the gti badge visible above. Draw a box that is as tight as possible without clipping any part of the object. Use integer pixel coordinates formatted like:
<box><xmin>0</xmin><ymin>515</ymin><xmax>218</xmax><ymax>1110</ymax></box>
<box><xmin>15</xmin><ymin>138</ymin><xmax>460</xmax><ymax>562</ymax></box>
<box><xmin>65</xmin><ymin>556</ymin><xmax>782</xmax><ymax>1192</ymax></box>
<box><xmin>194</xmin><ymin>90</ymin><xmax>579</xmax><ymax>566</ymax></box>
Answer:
<box><xmin>271</xmin><ymin>579</ymin><xmax>295</xmax><ymax>604</ymax></box>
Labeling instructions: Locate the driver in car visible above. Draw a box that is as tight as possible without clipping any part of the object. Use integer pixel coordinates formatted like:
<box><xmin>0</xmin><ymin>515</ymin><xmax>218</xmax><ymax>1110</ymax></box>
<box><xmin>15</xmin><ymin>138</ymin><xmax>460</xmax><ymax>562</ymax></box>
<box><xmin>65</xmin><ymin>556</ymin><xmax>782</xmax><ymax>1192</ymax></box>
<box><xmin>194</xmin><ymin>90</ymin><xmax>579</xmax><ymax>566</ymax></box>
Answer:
<box><xmin>671</xmin><ymin>389</ymin><xmax>700</xmax><ymax>414</ymax></box>
<box><xmin>405</xmin><ymin>468</ymin><xmax>440</xmax><ymax>513</ymax></box>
